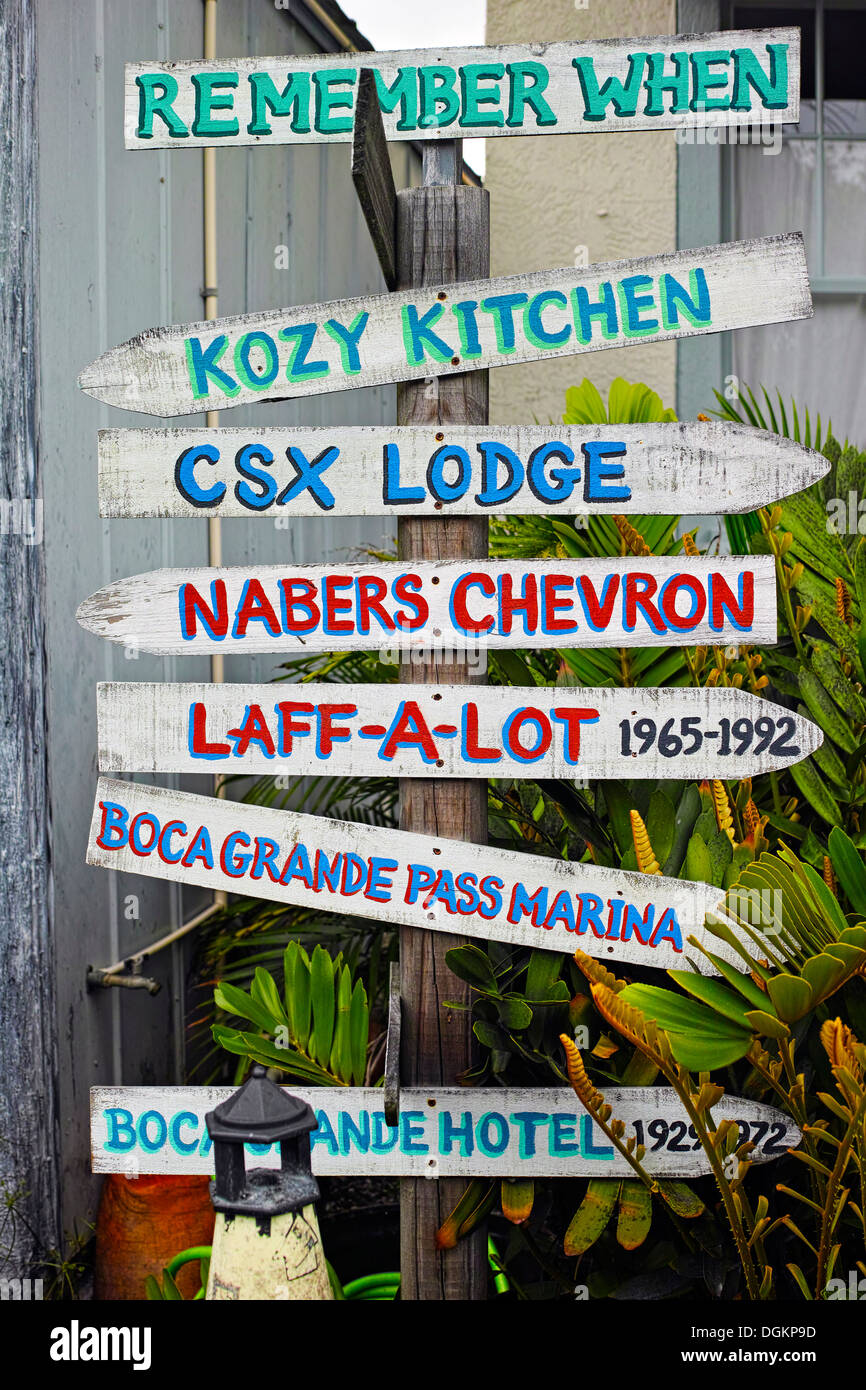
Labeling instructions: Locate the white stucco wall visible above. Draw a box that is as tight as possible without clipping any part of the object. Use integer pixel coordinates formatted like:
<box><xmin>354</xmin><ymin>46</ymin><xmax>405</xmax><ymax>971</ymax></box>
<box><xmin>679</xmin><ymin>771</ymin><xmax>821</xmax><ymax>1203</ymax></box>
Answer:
<box><xmin>485</xmin><ymin>0</ymin><xmax>678</xmax><ymax>425</ymax></box>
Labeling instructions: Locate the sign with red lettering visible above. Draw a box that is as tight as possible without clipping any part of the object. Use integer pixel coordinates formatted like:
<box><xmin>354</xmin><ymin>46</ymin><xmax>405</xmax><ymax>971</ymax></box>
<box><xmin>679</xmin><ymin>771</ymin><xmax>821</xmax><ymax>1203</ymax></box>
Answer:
<box><xmin>77</xmin><ymin>236</ymin><xmax>811</xmax><ymax>416</ymax></box>
<box><xmin>96</xmin><ymin>421</ymin><xmax>828</xmax><ymax>519</ymax></box>
<box><xmin>97</xmin><ymin>682</ymin><xmax>820</xmax><ymax>781</ymax></box>
<box><xmin>87</xmin><ymin>778</ymin><xmax>750</xmax><ymax>975</ymax></box>
<box><xmin>76</xmin><ymin>556</ymin><xmax>776</xmax><ymax>655</ymax></box>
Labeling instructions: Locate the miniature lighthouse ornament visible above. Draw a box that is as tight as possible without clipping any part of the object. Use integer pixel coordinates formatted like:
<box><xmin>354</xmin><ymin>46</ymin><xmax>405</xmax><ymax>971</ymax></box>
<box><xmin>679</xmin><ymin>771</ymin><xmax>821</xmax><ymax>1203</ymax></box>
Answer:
<box><xmin>204</xmin><ymin>1065</ymin><xmax>332</xmax><ymax>1301</ymax></box>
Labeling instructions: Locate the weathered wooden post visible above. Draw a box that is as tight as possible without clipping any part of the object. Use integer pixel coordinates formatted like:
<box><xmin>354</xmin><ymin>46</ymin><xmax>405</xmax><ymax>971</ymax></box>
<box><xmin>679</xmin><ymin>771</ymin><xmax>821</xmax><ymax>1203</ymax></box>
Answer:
<box><xmin>395</xmin><ymin>142</ymin><xmax>490</xmax><ymax>1299</ymax></box>
<box><xmin>0</xmin><ymin>0</ymin><xmax>60</xmax><ymax>1278</ymax></box>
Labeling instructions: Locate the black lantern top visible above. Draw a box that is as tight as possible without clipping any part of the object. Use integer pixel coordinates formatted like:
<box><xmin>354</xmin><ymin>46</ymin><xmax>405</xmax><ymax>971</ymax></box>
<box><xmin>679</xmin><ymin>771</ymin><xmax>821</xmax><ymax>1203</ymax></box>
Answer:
<box><xmin>205</xmin><ymin>1066</ymin><xmax>320</xmax><ymax>1219</ymax></box>
<box><xmin>207</xmin><ymin>1065</ymin><xmax>317</xmax><ymax>1146</ymax></box>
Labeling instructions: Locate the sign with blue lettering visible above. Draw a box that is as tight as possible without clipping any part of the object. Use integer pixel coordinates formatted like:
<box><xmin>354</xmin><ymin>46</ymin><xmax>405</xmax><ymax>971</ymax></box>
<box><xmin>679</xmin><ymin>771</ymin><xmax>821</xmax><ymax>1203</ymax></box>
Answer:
<box><xmin>86</xmin><ymin>777</ymin><xmax>752</xmax><ymax>975</ymax></box>
<box><xmin>75</xmin><ymin>556</ymin><xmax>777</xmax><ymax>655</ymax></box>
<box><xmin>96</xmin><ymin>421</ymin><xmax>829</xmax><ymax>519</ymax></box>
<box><xmin>77</xmin><ymin>236</ymin><xmax>811</xmax><ymax>417</ymax></box>
<box><xmin>123</xmin><ymin>28</ymin><xmax>799</xmax><ymax>148</ymax></box>
<box><xmin>96</xmin><ymin>682</ymin><xmax>820</xmax><ymax>782</ymax></box>
<box><xmin>90</xmin><ymin>1085</ymin><xmax>801</xmax><ymax>1178</ymax></box>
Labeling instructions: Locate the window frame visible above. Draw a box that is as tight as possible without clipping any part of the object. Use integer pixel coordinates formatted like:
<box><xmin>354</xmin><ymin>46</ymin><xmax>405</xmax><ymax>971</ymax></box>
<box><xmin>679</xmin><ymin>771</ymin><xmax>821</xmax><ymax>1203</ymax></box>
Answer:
<box><xmin>727</xmin><ymin>0</ymin><xmax>866</xmax><ymax>294</ymax></box>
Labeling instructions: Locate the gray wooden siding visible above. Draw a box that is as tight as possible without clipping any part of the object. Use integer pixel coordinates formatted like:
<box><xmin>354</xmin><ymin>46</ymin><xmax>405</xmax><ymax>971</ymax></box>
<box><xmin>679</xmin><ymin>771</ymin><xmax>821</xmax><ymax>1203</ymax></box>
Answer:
<box><xmin>36</xmin><ymin>0</ymin><xmax>418</xmax><ymax>1237</ymax></box>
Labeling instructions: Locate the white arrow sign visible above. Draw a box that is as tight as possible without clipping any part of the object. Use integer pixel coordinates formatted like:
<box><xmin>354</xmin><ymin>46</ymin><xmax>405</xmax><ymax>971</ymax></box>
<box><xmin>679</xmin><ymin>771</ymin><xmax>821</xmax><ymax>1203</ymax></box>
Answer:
<box><xmin>87</xmin><ymin>777</ymin><xmax>749</xmax><ymax>975</ymax></box>
<box><xmin>76</xmin><ymin>556</ymin><xmax>777</xmax><ymax>656</ymax></box>
<box><xmin>96</xmin><ymin>683</ymin><xmax>820</xmax><ymax>781</ymax></box>
<box><xmin>96</xmin><ymin>421</ymin><xmax>829</xmax><ymax>519</ymax></box>
<box><xmin>91</xmin><ymin>1085</ymin><xmax>801</xmax><ymax>1178</ymax></box>
<box><xmin>77</xmin><ymin>236</ymin><xmax>811</xmax><ymax>416</ymax></box>
<box><xmin>124</xmin><ymin>28</ymin><xmax>799</xmax><ymax>148</ymax></box>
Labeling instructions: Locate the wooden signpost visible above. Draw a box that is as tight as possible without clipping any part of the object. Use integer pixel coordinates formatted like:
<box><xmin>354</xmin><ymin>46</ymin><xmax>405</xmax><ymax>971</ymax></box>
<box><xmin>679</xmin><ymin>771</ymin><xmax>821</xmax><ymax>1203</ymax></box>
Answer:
<box><xmin>75</xmin><ymin>555</ymin><xmax>777</xmax><ymax>655</ymax></box>
<box><xmin>77</xmin><ymin>234</ymin><xmax>811</xmax><ymax>417</ymax></box>
<box><xmin>123</xmin><ymin>27</ymin><xmax>799</xmax><ymax>149</ymax></box>
<box><xmin>86</xmin><ymin>776</ymin><xmax>749</xmax><ymax>977</ymax></box>
<box><xmin>96</xmin><ymin>420</ymin><xmax>829</xmax><ymax>519</ymax></box>
<box><xmin>91</xmin><ymin>1085</ymin><xmax>801</xmax><ymax>1179</ymax></box>
<box><xmin>78</xmin><ymin>21</ymin><xmax>815</xmax><ymax>1302</ymax></box>
<box><xmin>96</xmin><ymin>682</ymin><xmax>821</xmax><ymax>781</ymax></box>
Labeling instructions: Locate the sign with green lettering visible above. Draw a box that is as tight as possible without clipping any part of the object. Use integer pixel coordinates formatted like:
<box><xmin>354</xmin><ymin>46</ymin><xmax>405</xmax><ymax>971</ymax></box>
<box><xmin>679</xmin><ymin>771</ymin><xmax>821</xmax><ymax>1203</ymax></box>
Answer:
<box><xmin>78</xmin><ymin>235</ymin><xmax>811</xmax><ymax>417</ymax></box>
<box><xmin>124</xmin><ymin>28</ymin><xmax>799</xmax><ymax>148</ymax></box>
<box><xmin>91</xmin><ymin>1085</ymin><xmax>801</xmax><ymax>1179</ymax></box>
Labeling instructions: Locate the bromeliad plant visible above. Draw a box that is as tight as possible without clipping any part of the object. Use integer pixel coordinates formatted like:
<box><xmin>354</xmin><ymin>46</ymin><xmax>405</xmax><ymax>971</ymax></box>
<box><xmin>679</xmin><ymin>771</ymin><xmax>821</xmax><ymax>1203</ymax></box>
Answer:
<box><xmin>212</xmin><ymin>942</ymin><xmax>371</xmax><ymax>1087</ymax></box>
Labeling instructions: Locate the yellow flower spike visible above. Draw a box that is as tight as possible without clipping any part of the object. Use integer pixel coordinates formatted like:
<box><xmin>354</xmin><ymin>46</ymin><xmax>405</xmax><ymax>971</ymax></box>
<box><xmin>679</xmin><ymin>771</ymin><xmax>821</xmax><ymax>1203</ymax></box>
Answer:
<box><xmin>681</xmin><ymin>530</ymin><xmax>700</xmax><ymax>558</ymax></box>
<box><xmin>835</xmin><ymin>577</ymin><xmax>853</xmax><ymax>627</ymax></box>
<box><xmin>560</xmin><ymin>1033</ymin><xmax>607</xmax><ymax>1111</ymax></box>
<box><xmin>711</xmin><ymin>780</ymin><xmax>736</xmax><ymax>843</ymax></box>
<box><xmin>743</xmin><ymin>799</ymin><xmax>761</xmax><ymax>838</ymax></box>
<box><xmin>613</xmin><ymin>514</ymin><xmax>653</xmax><ymax>557</ymax></box>
<box><xmin>820</xmin><ymin>1018</ymin><xmax>863</xmax><ymax>1081</ymax></box>
<box><xmin>823</xmin><ymin>856</ymin><xmax>837</xmax><ymax>896</ymax></box>
<box><xmin>630</xmin><ymin>810</ymin><xmax>662</xmax><ymax>875</ymax></box>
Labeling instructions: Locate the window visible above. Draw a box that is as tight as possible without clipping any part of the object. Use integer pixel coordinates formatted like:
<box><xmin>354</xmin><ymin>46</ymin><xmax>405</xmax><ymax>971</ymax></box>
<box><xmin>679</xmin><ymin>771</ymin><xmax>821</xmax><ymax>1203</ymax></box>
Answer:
<box><xmin>732</xmin><ymin>1</ymin><xmax>866</xmax><ymax>290</ymax></box>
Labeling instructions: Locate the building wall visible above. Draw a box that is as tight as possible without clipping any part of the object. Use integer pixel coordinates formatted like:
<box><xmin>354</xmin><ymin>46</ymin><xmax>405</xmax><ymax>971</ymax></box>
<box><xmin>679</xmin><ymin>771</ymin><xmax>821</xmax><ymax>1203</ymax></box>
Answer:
<box><xmin>36</xmin><ymin>0</ymin><xmax>415</xmax><ymax>1239</ymax></box>
<box><xmin>485</xmin><ymin>0</ymin><xmax>678</xmax><ymax>424</ymax></box>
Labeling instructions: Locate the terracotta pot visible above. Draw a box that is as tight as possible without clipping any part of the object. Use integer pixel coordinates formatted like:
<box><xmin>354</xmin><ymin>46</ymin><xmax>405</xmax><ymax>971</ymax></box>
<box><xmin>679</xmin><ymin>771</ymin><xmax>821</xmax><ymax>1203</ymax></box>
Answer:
<box><xmin>94</xmin><ymin>1174</ymin><xmax>215</xmax><ymax>1300</ymax></box>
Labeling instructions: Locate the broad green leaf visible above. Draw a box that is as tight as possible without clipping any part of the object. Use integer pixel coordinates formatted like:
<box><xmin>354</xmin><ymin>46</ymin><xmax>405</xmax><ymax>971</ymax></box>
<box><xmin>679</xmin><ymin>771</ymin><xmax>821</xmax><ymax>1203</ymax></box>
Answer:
<box><xmin>667</xmin><ymin>971</ymin><xmax>756</xmax><ymax>1028</ymax></box>
<box><xmin>743</xmin><ymin>1009</ymin><xmax>790</xmax><ymax>1039</ymax></box>
<box><xmin>525</xmin><ymin>949</ymin><xmax>563</xmax><ymax>1000</ymax></box>
<box><xmin>349</xmin><ymin>978</ymin><xmax>369</xmax><ymax>1086</ymax></box>
<box><xmin>309</xmin><ymin>945</ymin><xmax>336</xmax><ymax>1068</ymax></box>
<box><xmin>798</xmin><ymin>864</ymin><xmax>851</xmax><ymax>940</ymax></box>
<box><xmin>666</xmin><ymin>1029</ymin><xmax>753</xmax><ymax>1070</ymax></box>
<box><xmin>501</xmin><ymin>1178</ymin><xmax>535</xmax><ymax>1225</ymax></box>
<box><xmin>683</xmin><ymin>831</ymin><xmax>713</xmax><ymax>884</ymax></box>
<box><xmin>436</xmin><ymin>1180</ymin><xmax>497</xmax><ymax>1249</ymax></box>
<box><xmin>564</xmin><ymin>1179</ymin><xmax>620</xmax><ymax>1255</ymax></box>
<box><xmin>658</xmin><ymin>1180</ymin><xmax>705</xmax><ymax>1218</ymax></box>
<box><xmin>665</xmin><ymin>784</ymin><xmax>702</xmax><ymax>876</ymax></box>
<box><xmin>695</xmin><ymin>948</ymin><xmax>771</xmax><ymax>1009</ymax></box>
<box><xmin>800</xmin><ymin>952</ymin><xmax>848</xmax><ymax>1003</ymax></box>
<box><xmin>617</xmin><ymin>1180</ymin><xmax>653</xmax><ymax>1250</ymax></box>
<box><xmin>445</xmin><ymin>944</ymin><xmax>498</xmax><ymax>992</ymax></box>
<box><xmin>619</xmin><ymin>983</ymin><xmax>750</xmax><ymax>1041</ymax></box>
<box><xmin>285</xmin><ymin>943</ymin><xmax>311</xmax><ymax>1052</ymax></box>
<box><xmin>766</xmin><ymin>973</ymin><xmax>813</xmax><ymax>1023</ymax></box>
<box><xmin>498</xmin><ymin>996</ymin><xmax>533</xmax><ymax>1031</ymax></box>
<box><xmin>829</xmin><ymin>827</ymin><xmax>866</xmax><ymax>916</ymax></box>
<box><xmin>250</xmin><ymin>967</ymin><xmax>288</xmax><ymax>1028</ymax></box>
<box><xmin>707</xmin><ymin>830</ymin><xmax>734</xmax><ymax>887</ymax></box>
<box><xmin>790</xmin><ymin>758</ymin><xmax>843</xmax><ymax>827</ymax></box>
<box><xmin>798</xmin><ymin>669</ymin><xmax>856</xmax><ymax>753</ymax></box>
<box><xmin>646</xmin><ymin>790</ymin><xmax>676</xmax><ymax>868</ymax></box>
<box><xmin>214</xmin><ymin>982</ymin><xmax>275</xmax><ymax>1033</ymax></box>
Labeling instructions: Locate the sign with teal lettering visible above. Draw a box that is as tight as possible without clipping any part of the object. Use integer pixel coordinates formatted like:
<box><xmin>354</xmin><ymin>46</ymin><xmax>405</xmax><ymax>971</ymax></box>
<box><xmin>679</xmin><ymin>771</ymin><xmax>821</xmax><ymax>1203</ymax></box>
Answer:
<box><xmin>90</xmin><ymin>1085</ymin><xmax>801</xmax><ymax>1178</ymax></box>
<box><xmin>78</xmin><ymin>236</ymin><xmax>811</xmax><ymax>416</ymax></box>
<box><xmin>124</xmin><ymin>28</ymin><xmax>799</xmax><ymax>148</ymax></box>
